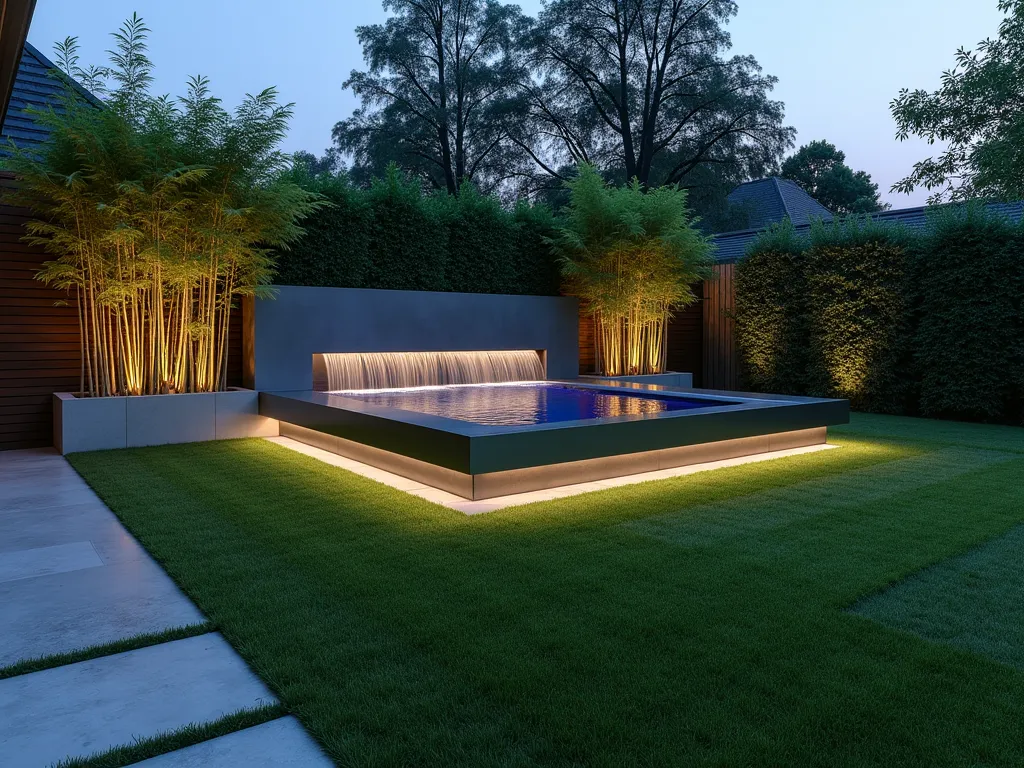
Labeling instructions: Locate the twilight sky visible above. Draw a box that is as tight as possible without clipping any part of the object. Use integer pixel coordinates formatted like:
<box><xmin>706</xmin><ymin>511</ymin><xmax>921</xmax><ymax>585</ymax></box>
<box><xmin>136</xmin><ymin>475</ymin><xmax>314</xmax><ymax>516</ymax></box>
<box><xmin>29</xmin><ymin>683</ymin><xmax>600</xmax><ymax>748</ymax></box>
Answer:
<box><xmin>27</xmin><ymin>0</ymin><xmax>1005</xmax><ymax>207</ymax></box>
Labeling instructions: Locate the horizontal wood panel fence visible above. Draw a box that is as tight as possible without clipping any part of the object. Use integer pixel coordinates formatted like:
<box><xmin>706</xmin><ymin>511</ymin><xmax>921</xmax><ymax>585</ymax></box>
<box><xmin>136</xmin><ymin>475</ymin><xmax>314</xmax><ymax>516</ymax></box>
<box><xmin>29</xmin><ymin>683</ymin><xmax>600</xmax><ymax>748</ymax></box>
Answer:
<box><xmin>0</xmin><ymin>202</ymin><xmax>79</xmax><ymax>449</ymax></box>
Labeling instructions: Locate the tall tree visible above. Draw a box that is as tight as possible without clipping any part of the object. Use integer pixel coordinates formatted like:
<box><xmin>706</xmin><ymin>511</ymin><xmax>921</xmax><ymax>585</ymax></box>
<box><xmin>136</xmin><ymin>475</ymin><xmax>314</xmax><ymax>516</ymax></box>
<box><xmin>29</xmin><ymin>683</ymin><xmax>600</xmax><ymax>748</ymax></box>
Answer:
<box><xmin>781</xmin><ymin>140</ymin><xmax>887</xmax><ymax>214</ymax></box>
<box><xmin>336</xmin><ymin>0</ymin><xmax>530</xmax><ymax>196</ymax></box>
<box><xmin>522</xmin><ymin>0</ymin><xmax>794</xmax><ymax>190</ymax></box>
<box><xmin>892</xmin><ymin>0</ymin><xmax>1024</xmax><ymax>203</ymax></box>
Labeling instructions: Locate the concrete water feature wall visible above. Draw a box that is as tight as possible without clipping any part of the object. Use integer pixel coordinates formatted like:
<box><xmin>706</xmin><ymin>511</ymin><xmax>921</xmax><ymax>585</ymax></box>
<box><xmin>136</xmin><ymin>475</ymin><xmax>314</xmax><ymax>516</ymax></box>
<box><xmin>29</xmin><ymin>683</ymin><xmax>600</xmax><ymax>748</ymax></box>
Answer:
<box><xmin>243</xmin><ymin>286</ymin><xmax>580</xmax><ymax>392</ymax></box>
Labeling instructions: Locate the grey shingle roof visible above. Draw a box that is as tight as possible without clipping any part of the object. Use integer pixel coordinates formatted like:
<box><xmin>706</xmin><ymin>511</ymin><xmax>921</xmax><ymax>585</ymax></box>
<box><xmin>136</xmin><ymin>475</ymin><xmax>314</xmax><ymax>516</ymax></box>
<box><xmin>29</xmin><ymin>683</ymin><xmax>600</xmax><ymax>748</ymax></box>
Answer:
<box><xmin>1</xmin><ymin>42</ymin><xmax>101</xmax><ymax>155</ymax></box>
<box><xmin>726</xmin><ymin>177</ymin><xmax>834</xmax><ymax>230</ymax></box>
<box><xmin>710</xmin><ymin>199</ymin><xmax>1024</xmax><ymax>264</ymax></box>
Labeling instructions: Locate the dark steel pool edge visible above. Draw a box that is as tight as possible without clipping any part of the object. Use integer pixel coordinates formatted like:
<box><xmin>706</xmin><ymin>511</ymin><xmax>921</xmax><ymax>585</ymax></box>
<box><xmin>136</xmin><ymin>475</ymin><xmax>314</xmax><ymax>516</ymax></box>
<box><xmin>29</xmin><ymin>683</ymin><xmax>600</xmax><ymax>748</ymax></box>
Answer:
<box><xmin>259</xmin><ymin>389</ymin><xmax>849</xmax><ymax>476</ymax></box>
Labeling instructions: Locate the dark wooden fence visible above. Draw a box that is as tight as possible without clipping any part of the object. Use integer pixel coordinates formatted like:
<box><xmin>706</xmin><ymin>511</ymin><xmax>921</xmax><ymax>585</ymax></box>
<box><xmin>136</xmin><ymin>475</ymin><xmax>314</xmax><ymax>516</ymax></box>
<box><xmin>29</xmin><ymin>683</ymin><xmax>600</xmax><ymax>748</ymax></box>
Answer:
<box><xmin>0</xmin><ymin>192</ymin><xmax>80</xmax><ymax>449</ymax></box>
<box><xmin>703</xmin><ymin>265</ymin><xmax>738</xmax><ymax>390</ymax></box>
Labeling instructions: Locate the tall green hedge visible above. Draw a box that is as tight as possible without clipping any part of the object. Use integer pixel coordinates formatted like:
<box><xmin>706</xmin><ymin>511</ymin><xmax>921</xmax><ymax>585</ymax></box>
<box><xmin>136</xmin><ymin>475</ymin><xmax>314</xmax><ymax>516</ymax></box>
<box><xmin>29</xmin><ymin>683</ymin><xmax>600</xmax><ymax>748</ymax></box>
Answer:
<box><xmin>913</xmin><ymin>205</ymin><xmax>1024</xmax><ymax>422</ymax></box>
<box><xmin>735</xmin><ymin>205</ymin><xmax>1024</xmax><ymax>425</ymax></box>
<box><xmin>804</xmin><ymin>219</ymin><xmax>915</xmax><ymax>413</ymax></box>
<box><xmin>273</xmin><ymin>167</ymin><xmax>561</xmax><ymax>296</ymax></box>
<box><xmin>733</xmin><ymin>221</ymin><xmax>810</xmax><ymax>394</ymax></box>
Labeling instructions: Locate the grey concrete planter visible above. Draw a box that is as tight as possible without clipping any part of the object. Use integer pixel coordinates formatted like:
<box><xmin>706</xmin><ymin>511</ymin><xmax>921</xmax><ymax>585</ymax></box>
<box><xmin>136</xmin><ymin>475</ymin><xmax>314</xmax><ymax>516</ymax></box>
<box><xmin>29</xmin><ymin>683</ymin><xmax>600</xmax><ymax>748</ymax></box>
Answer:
<box><xmin>53</xmin><ymin>388</ymin><xmax>279</xmax><ymax>455</ymax></box>
<box><xmin>580</xmin><ymin>372</ymin><xmax>693</xmax><ymax>388</ymax></box>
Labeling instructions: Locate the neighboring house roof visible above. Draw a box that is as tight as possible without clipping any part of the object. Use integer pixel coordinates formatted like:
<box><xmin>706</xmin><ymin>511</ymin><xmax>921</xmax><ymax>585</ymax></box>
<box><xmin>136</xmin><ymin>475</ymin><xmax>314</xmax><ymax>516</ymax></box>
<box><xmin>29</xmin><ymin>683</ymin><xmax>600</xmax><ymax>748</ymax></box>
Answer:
<box><xmin>709</xmin><ymin>199</ymin><xmax>1024</xmax><ymax>264</ymax></box>
<box><xmin>726</xmin><ymin>177</ymin><xmax>834</xmax><ymax>230</ymax></box>
<box><xmin>0</xmin><ymin>41</ymin><xmax>102</xmax><ymax>155</ymax></box>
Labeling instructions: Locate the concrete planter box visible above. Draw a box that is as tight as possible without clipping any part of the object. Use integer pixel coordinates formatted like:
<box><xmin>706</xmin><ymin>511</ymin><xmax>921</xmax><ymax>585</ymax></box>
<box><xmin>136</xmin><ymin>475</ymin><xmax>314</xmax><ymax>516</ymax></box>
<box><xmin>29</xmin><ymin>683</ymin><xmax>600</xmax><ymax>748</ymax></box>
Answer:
<box><xmin>581</xmin><ymin>372</ymin><xmax>693</xmax><ymax>389</ymax></box>
<box><xmin>53</xmin><ymin>388</ymin><xmax>279</xmax><ymax>455</ymax></box>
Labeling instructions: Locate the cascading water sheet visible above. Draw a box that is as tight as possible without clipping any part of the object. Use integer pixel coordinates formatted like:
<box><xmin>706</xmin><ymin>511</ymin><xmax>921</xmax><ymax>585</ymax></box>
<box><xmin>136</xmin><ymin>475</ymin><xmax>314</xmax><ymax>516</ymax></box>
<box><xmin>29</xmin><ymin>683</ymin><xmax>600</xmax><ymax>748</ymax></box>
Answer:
<box><xmin>315</xmin><ymin>350</ymin><xmax>544</xmax><ymax>391</ymax></box>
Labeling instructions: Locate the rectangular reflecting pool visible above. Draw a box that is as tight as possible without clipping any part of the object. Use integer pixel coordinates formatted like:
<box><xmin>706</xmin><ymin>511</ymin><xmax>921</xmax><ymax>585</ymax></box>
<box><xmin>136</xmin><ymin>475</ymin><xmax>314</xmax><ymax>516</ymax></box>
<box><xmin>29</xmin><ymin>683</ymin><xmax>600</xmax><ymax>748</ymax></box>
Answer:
<box><xmin>259</xmin><ymin>381</ymin><xmax>849</xmax><ymax>501</ymax></box>
<box><xmin>333</xmin><ymin>382</ymin><xmax>739</xmax><ymax>426</ymax></box>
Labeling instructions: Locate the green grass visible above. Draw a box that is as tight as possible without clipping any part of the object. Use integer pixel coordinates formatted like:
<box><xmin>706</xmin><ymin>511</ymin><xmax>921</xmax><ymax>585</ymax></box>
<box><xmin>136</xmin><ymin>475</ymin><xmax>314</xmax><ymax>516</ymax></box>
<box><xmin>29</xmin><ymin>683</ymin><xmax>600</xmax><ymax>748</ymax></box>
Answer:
<box><xmin>0</xmin><ymin>623</ymin><xmax>213</xmax><ymax>681</ymax></box>
<box><xmin>68</xmin><ymin>412</ymin><xmax>1024</xmax><ymax>767</ymax></box>
<box><xmin>52</xmin><ymin>705</ymin><xmax>284</xmax><ymax>768</ymax></box>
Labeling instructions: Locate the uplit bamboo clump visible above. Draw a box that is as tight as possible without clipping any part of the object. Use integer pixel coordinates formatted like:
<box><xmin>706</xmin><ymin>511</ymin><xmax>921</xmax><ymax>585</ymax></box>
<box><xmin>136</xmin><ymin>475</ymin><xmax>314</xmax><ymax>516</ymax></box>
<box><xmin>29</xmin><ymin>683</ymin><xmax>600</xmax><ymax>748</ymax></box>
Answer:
<box><xmin>594</xmin><ymin>301</ymin><xmax>671</xmax><ymax>377</ymax></box>
<box><xmin>555</xmin><ymin>166</ymin><xmax>713</xmax><ymax>377</ymax></box>
<box><xmin>7</xmin><ymin>17</ymin><xmax>319</xmax><ymax>397</ymax></box>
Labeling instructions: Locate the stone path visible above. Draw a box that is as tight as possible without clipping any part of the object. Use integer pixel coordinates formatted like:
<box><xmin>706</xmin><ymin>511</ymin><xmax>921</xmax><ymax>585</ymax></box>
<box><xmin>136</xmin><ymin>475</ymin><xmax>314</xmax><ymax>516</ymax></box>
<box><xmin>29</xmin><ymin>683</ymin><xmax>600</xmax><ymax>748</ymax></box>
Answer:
<box><xmin>0</xmin><ymin>448</ymin><xmax>331</xmax><ymax>766</ymax></box>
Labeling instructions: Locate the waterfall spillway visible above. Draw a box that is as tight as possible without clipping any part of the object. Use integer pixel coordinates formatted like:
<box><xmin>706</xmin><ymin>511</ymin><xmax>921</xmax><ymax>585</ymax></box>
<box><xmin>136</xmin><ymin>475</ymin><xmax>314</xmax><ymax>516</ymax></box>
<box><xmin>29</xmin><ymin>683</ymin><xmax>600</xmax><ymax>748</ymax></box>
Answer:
<box><xmin>313</xmin><ymin>350</ymin><xmax>545</xmax><ymax>391</ymax></box>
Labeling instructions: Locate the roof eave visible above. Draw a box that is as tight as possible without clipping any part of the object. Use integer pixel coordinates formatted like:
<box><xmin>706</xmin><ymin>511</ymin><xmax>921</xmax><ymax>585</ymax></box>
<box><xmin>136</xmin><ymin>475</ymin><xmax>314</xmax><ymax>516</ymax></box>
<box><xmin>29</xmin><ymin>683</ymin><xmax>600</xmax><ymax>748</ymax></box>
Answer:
<box><xmin>0</xmin><ymin>0</ymin><xmax>37</xmax><ymax>125</ymax></box>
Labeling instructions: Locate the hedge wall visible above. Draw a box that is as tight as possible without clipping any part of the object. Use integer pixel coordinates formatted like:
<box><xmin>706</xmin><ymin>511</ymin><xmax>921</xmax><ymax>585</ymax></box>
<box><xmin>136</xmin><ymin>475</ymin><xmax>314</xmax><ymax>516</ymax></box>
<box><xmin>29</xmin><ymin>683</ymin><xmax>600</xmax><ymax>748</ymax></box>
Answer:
<box><xmin>732</xmin><ymin>221</ymin><xmax>810</xmax><ymax>395</ymax></box>
<box><xmin>804</xmin><ymin>219</ymin><xmax>915</xmax><ymax>413</ymax></box>
<box><xmin>913</xmin><ymin>206</ymin><xmax>1024</xmax><ymax>422</ymax></box>
<box><xmin>273</xmin><ymin>168</ymin><xmax>562</xmax><ymax>296</ymax></box>
<box><xmin>735</xmin><ymin>205</ymin><xmax>1024</xmax><ymax>424</ymax></box>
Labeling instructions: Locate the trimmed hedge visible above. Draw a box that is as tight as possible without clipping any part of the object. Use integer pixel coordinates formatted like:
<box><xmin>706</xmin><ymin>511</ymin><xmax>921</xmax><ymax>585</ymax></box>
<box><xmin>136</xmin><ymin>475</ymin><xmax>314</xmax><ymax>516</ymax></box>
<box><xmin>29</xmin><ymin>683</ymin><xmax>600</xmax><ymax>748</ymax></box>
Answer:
<box><xmin>735</xmin><ymin>205</ymin><xmax>1024</xmax><ymax>424</ymax></box>
<box><xmin>804</xmin><ymin>219</ymin><xmax>915</xmax><ymax>413</ymax></box>
<box><xmin>273</xmin><ymin>168</ymin><xmax>561</xmax><ymax>296</ymax></box>
<box><xmin>913</xmin><ymin>206</ymin><xmax>1024</xmax><ymax>422</ymax></box>
<box><xmin>732</xmin><ymin>221</ymin><xmax>810</xmax><ymax>394</ymax></box>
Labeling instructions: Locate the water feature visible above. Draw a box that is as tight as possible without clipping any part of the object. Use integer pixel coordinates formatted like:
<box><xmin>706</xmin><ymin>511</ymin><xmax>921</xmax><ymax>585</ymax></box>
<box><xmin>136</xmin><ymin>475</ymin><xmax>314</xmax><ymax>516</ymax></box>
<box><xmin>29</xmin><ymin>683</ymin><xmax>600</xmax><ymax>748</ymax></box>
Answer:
<box><xmin>313</xmin><ymin>350</ymin><xmax>545</xmax><ymax>391</ymax></box>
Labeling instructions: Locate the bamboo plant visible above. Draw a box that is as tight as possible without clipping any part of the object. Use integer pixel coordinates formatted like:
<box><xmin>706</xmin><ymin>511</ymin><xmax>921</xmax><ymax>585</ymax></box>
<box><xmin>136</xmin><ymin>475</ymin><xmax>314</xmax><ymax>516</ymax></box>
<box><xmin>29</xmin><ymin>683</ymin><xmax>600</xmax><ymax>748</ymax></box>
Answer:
<box><xmin>4</xmin><ymin>15</ymin><xmax>320</xmax><ymax>397</ymax></box>
<box><xmin>553</xmin><ymin>164</ymin><xmax>713</xmax><ymax>376</ymax></box>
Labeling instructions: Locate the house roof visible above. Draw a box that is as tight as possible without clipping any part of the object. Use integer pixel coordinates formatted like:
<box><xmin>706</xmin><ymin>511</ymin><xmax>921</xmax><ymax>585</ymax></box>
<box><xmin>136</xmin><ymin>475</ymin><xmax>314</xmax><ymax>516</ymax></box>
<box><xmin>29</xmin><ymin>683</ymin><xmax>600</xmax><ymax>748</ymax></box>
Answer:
<box><xmin>726</xmin><ymin>177</ymin><xmax>834</xmax><ymax>230</ymax></box>
<box><xmin>709</xmin><ymin>199</ymin><xmax>1024</xmax><ymax>264</ymax></box>
<box><xmin>0</xmin><ymin>41</ymin><xmax>102</xmax><ymax>155</ymax></box>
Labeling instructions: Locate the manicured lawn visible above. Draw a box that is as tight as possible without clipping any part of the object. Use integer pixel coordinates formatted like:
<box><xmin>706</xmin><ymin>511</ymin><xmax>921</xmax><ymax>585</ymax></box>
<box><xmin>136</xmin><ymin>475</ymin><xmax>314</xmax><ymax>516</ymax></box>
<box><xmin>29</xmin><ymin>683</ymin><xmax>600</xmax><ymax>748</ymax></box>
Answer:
<box><xmin>69</xmin><ymin>413</ymin><xmax>1024</xmax><ymax>767</ymax></box>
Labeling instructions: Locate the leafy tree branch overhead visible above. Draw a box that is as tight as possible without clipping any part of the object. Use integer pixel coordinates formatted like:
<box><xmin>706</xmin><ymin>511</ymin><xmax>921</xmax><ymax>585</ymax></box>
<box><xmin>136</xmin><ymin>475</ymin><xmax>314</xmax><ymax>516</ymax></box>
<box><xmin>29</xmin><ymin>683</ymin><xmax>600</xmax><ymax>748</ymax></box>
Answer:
<box><xmin>892</xmin><ymin>0</ymin><xmax>1024</xmax><ymax>203</ymax></box>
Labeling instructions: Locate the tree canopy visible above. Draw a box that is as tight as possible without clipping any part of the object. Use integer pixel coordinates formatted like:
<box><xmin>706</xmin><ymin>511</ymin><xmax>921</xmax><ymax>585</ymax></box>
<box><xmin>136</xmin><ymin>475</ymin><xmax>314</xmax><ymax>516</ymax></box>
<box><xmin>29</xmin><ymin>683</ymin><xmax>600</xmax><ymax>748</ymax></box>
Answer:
<box><xmin>891</xmin><ymin>0</ymin><xmax>1024</xmax><ymax>203</ymax></box>
<box><xmin>781</xmin><ymin>140</ymin><xmax>887</xmax><ymax>214</ymax></box>
<box><xmin>334</xmin><ymin>0</ymin><xmax>531</xmax><ymax>196</ymax></box>
<box><xmin>526</xmin><ymin>0</ymin><xmax>793</xmax><ymax>193</ymax></box>
<box><xmin>338</xmin><ymin>0</ymin><xmax>793</xmax><ymax>205</ymax></box>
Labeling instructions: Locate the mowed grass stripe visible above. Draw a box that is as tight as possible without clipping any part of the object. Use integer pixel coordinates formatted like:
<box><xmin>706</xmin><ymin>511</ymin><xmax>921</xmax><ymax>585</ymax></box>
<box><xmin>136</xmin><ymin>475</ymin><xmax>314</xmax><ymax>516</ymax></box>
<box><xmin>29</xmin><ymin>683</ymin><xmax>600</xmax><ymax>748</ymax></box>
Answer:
<box><xmin>627</xmin><ymin>445</ymin><xmax>1017</xmax><ymax>548</ymax></box>
<box><xmin>853</xmin><ymin>522</ymin><xmax>1024</xmax><ymax>671</ymax></box>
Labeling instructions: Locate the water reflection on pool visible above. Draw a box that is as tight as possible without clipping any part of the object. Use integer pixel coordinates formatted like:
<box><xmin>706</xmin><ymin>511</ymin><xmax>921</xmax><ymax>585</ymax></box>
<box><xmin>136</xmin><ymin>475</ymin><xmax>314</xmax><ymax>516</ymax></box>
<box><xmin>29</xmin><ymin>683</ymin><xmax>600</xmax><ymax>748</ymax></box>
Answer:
<box><xmin>331</xmin><ymin>382</ymin><xmax>730</xmax><ymax>426</ymax></box>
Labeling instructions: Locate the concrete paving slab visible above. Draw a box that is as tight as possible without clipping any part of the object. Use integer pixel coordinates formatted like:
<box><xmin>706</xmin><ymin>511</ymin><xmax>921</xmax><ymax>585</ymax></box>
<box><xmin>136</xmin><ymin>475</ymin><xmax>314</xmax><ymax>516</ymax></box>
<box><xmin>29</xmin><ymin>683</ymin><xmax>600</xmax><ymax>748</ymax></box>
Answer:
<box><xmin>0</xmin><ymin>451</ymin><xmax>206</xmax><ymax>665</ymax></box>
<box><xmin>0</xmin><ymin>447</ymin><xmax>61</xmax><ymax>467</ymax></box>
<box><xmin>0</xmin><ymin>633</ymin><xmax>277</xmax><ymax>768</ymax></box>
<box><xmin>128</xmin><ymin>716</ymin><xmax>332</xmax><ymax>767</ymax></box>
<box><xmin>0</xmin><ymin>499</ymin><xmax>150</xmax><ymax>564</ymax></box>
<box><xmin>0</xmin><ymin>482</ymin><xmax>106</xmax><ymax>513</ymax></box>
<box><xmin>0</xmin><ymin>541</ymin><xmax>103</xmax><ymax>584</ymax></box>
<box><xmin>0</xmin><ymin>556</ymin><xmax>206</xmax><ymax>666</ymax></box>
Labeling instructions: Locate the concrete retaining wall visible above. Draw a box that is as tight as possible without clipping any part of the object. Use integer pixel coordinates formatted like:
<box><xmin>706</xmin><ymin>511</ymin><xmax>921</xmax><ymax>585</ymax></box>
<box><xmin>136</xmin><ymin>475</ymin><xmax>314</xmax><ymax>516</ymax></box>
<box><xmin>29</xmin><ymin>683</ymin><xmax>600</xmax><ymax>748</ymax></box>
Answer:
<box><xmin>244</xmin><ymin>286</ymin><xmax>580</xmax><ymax>392</ymax></box>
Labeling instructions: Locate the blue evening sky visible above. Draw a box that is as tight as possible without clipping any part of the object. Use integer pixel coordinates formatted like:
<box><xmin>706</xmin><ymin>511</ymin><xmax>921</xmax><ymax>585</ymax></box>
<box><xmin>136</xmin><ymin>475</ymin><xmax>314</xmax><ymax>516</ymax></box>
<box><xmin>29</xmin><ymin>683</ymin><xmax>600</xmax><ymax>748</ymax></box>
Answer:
<box><xmin>27</xmin><ymin>1</ymin><xmax>1004</xmax><ymax>207</ymax></box>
